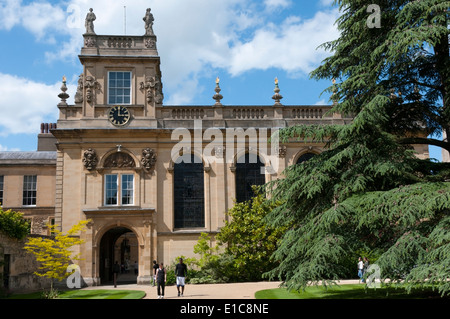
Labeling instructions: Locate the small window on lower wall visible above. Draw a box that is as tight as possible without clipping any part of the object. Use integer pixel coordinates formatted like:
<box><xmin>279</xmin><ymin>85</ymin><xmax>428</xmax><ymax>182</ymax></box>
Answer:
<box><xmin>104</xmin><ymin>173</ymin><xmax>134</xmax><ymax>206</ymax></box>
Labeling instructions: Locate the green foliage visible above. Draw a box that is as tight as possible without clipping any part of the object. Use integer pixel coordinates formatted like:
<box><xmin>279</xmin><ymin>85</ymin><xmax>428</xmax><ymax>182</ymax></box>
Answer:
<box><xmin>193</xmin><ymin>232</ymin><xmax>219</xmax><ymax>268</ymax></box>
<box><xmin>40</xmin><ymin>288</ymin><xmax>60</xmax><ymax>299</ymax></box>
<box><xmin>217</xmin><ymin>190</ymin><xmax>288</xmax><ymax>281</ymax></box>
<box><xmin>23</xmin><ymin>220</ymin><xmax>90</xmax><ymax>294</ymax></box>
<box><xmin>0</xmin><ymin>207</ymin><xmax>30</xmax><ymax>240</ymax></box>
<box><xmin>264</xmin><ymin>0</ymin><xmax>450</xmax><ymax>296</ymax></box>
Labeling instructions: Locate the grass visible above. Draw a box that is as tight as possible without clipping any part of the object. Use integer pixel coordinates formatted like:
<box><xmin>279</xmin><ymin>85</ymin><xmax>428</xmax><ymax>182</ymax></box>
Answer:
<box><xmin>255</xmin><ymin>284</ymin><xmax>447</xmax><ymax>299</ymax></box>
<box><xmin>6</xmin><ymin>289</ymin><xmax>146</xmax><ymax>299</ymax></box>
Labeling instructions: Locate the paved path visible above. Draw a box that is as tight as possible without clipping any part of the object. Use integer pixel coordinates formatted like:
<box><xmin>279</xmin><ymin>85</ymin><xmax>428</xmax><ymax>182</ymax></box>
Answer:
<box><xmin>82</xmin><ymin>280</ymin><xmax>363</xmax><ymax>299</ymax></box>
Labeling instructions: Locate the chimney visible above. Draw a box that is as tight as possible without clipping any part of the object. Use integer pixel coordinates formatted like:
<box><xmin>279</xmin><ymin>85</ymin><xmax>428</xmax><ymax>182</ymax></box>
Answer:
<box><xmin>37</xmin><ymin>123</ymin><xmax>57</xmax><ymax>151</ymax></box>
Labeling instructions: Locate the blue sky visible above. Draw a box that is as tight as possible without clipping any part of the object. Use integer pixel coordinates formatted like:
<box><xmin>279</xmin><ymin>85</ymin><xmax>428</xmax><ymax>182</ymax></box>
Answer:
<box><xmin>0</xmin><ymin>0</ymin><xmax>443</xmax><ymax>161</ymax></box>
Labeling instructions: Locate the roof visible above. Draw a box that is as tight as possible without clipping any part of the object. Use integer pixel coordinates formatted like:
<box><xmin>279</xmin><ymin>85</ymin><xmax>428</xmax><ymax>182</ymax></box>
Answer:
<box><xmin>0</xmin><ymin>151</ymin><xmax>57</xmax><ymax>165</ymax></box>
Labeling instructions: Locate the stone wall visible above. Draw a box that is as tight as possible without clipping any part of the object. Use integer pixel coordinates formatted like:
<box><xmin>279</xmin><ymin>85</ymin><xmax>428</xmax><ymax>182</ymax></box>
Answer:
<box><xmin>0</xmin><ymin>232</ymin><xmax>51</xmax><ymax>293</ymax></box>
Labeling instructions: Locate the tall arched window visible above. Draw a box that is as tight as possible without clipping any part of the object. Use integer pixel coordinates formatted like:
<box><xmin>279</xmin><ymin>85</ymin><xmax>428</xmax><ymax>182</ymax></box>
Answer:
<box><xmin>174</xmin><ymin>154</ymin><xmax>204</xmax><ymax>228</ymax></box>
<box><xmin>235</xmin><ymin>153</ymin><xmax>265</xmax><ymax>203</ymax></box>
<box><xmin>296</xmin><ymin>152</ymin><xmax>316</xmax><ymax>164</ymax></box>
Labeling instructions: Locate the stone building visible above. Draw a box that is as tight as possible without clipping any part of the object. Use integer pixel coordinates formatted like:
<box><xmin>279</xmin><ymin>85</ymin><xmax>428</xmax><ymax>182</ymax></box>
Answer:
<box><xmin>0</xmin><ymin>9</ymin><xmax>429</xmax><ymax>287</ymax></box>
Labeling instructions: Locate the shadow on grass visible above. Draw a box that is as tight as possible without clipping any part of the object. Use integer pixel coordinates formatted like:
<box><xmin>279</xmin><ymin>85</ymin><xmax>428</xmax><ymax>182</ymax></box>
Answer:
<box><xmin>5</xmin><ymin>289</ymin><xmax>146</xmax><ymax>300</ymax></box>
<box><xmin>255</xmin><ymin>284</ymin><xmax>448</xmax><ymax>299</ymax></box>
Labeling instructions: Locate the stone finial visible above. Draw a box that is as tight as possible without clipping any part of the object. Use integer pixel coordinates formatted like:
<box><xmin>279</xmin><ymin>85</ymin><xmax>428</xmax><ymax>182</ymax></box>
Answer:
<box><xmin>58</xmin><ymin>76</ymin><xmax>69</xmax><ymax>105</ymax></box>
<box><xmin>272</xmin><ymin>77</ymin><xmax>283</xmax><ymax>105</ymax></box>
<box><xmin>143</xmin><ymin>8</ymin><xmax>155</xmax><ymax>36</ymax></box>
<box><xmin>84</xmin><ymin>8</ymin><xmax>96</xmax><ymax>35</ymax></box>
<box><xmin>213</xmin><ymin>77</ymin><xmax>223</xmax><ymax>106</ymax></box>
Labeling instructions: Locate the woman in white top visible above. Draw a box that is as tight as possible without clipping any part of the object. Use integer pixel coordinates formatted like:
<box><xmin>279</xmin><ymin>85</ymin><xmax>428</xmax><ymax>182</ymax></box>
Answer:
<box><xmin>357</xmin><ymin>257</ymin><xmax>364</xmax><ymax>282</ymax></box>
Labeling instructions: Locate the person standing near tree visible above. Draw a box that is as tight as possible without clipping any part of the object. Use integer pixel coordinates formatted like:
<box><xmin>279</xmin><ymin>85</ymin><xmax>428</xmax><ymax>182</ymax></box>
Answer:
<box><xmin>363</xmin><ymin>257</ymin><xmax>370</xmax><ymax>283</ymax></box>
<box><xmin>175</xmin><ymin>258</ymin><xmax>188</xmax><ymax>297</ymax></box>
<box><xmin>156</xmin><ymin>262</ymin><xmax>166</xmax><ymax>299</ymax></box>
<box><xmin>357</xmin><ymin>257</ymin><xmax>364</xmax><ymax>283</ymax></box>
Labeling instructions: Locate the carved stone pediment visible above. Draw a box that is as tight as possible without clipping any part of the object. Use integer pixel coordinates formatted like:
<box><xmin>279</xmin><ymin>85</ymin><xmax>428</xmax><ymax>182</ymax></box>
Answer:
<box><xmin>104</xmin><ymin>152</ymin><xmax>136</xmax><ymax>168</ymax></box>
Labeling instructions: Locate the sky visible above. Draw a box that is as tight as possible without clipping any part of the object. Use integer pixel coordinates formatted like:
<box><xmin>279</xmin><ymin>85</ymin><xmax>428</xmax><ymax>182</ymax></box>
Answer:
<box><xmin>0</xmin><ymin>0</ymin><xmax>443</xmax><ymax>161</ymax></box>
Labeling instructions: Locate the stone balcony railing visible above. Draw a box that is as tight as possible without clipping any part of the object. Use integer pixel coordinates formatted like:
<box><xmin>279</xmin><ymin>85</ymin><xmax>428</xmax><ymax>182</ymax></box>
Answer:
<box><xmin>156</xmin><ymin>105</ymin><xmax>347</xmax><ymax>129</ymax></box>
<box><xmin>157</xmin><ymin>105</ymin><xmax>338</xmax><ymax>120</ymax></box>
<box><xmin>81</xmin><ymin>34</ymin><xmax>159</xmax><ymax>57</ymax></box>
<box><xmin>57</xmin><ymin>104</ymin><xmax>350</xmax><ymax>130</ymax></box>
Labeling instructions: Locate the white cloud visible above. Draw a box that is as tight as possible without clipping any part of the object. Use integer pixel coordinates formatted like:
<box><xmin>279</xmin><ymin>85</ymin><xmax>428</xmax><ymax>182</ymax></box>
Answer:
<box><xmin>0</xmin><ymin>73</ymin><xmax>72</xmax><ymax>136</ymax></box>
<box><xmin>226</xmin><ymin>9</ymin><xmax>340</xmax><ymax>77</ymax></box>
<box><xmin>0</xmin><ymin>0</ymin><xmax>20</xmax><ymax>30</ymax></box>
<box><xmin>0</xmin><ymin>0</ymin><xmax>66</xmax><ymax>41</ymax></box>
<box><xmin>0</xmin><ymin>144</ymin><xmax>20</xmax><ymax>151</ymax></box>
<box><xmin>319</xmin><ymin>0</ymin><xmax>336</xmax><ymax>7</ymax></box>
<box><xmin>264</xmin><ymin>0</ymin><xmax>292</xmax><ymax>10</ymax></box>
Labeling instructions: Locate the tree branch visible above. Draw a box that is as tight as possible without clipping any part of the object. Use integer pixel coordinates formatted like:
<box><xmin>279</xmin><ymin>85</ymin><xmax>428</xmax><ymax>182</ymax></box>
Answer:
<box><xmin>398</xmin><ymin>136</ymin><xmax>450</xmax><ymax>154</ymax></box>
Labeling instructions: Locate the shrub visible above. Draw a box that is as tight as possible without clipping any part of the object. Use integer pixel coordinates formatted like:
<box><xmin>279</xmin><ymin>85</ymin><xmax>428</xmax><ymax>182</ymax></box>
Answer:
<box><xmin>0</xmin><ymin>207</ymin><xmax>30</xmax><ymax>239</ymax></box>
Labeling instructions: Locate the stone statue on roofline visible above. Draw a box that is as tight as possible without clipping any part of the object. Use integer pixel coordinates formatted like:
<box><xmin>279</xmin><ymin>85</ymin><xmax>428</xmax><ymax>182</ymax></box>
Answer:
<box><xmin>85</xmin><ymin>8</ymin><xmax>96</xmax><ymax>35</ymax></box>
<box><xmin>143</xmin><ymin>8</ymin><xmax>155</xmax><ymax>36</ymax></box>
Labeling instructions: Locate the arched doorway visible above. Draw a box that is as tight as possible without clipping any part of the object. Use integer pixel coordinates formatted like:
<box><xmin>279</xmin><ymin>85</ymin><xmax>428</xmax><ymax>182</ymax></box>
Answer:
<box><xmin>99</xmin><ymin>227</ymin><xmax>139</xmax><ymax>285</ymax></box>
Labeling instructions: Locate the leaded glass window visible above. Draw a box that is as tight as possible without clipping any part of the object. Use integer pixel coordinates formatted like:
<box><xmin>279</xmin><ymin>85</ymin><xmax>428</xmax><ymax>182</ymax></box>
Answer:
<box><xmin>0</xmin><ymin>176</ymin><xmax>4</xmax><ymax>205</ymax></box>
<box><xmin>174</xmin><ymin>154</ymin><xmax>204</xmax><ymax>228</ymax></box>
<box><xmin>235</xmin><ymin>153</ymin><xmax>265</xmax><ymax>203</ymax></box>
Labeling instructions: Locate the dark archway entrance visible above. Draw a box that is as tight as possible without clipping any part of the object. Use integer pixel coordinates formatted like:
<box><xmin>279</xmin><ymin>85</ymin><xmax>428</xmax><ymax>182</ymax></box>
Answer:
<box><xmin>99</xmin><ymin>227</ymin><xmax>138</xmax><ymax>285</ymax></box>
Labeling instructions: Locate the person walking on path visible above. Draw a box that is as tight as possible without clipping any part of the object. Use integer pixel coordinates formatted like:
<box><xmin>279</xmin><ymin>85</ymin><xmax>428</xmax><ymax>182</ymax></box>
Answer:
<box><xmin>357</xmin><ymin>257</ymin><xmax>364</xmax><ymax>283</ymax></box>
<box><xmin>175</xmin><ymin>258</ymin><xmax>188</xmax><ymax>297</ymax></box>
<box><xmin>113</xmin><ymin>261</ymin><xmax>120</xmax><ymax>288</ymax></box>
<box><xmin>363</xmin><ymin>257</ymin><xmax>369</xmax><ymax>283</ymax></box>
<box><xmin>156</xmin><ymin>262</ymin><xmax>166</xmax><ymax>299</ymax></box>
<box><xmin>152</xmin><ymin>260</ymin><xmax>158</xmax><ymax>286</ymax></box>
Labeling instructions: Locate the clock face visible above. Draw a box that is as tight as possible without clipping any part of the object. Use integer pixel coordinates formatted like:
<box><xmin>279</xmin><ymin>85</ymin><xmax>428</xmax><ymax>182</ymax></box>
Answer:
<box><xmin>108</xmin><ymin>106</ymin><xmax>130</xmax><ymax>126</ymax></box>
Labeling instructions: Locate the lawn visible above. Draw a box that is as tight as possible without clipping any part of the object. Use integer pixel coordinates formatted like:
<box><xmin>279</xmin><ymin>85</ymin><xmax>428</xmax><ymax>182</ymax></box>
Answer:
<box><xmin>255</xmin><ymin>284</ymin><xmax>447</xmax><ymax>299</ymax></box>
<box><xmin>6</xmin><ymin>289</ymin><xmax>146</xmax><ymax>299</ymax></box>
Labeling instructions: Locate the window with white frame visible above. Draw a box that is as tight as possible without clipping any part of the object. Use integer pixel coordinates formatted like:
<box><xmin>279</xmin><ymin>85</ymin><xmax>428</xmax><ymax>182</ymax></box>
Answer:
<box><xmin>104</xmin><ymin>174</ymin><xmax>134</xmax><ymax>206</ymax></box>
<box><xmin>23</xmin><ymin>175</ymin><xmax>37</xmax><ymax>206</ymax></box>
<box><xmin>108</xmin><ymin>71</ymin><xmax>131</xmax><ymax>104</ymax></box>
